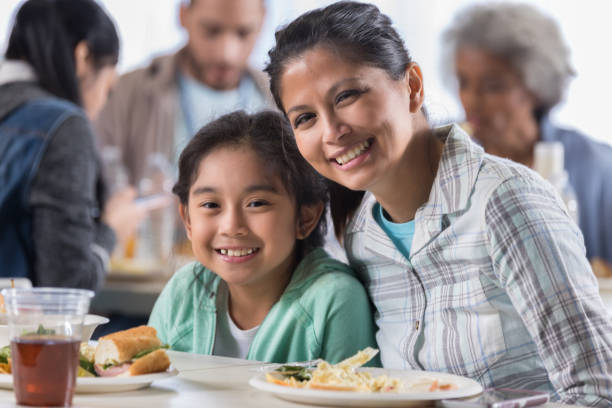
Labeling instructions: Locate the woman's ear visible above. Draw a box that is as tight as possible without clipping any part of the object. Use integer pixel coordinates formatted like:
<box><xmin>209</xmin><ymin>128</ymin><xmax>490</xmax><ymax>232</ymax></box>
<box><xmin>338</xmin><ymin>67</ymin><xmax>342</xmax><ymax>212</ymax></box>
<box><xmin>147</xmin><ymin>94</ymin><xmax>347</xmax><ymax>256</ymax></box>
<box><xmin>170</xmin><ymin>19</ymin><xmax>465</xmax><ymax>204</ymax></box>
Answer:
<box><xmin>179</xmin><ymin>203</ymin><xmax>192</xmax><ymax>240</ymax></box>
<box><xmin>296</xmin><ymin>202</ymin><xmax>325</xmax><ymax>240</ymax></box>
<box><xmin>404</xmin><ymin>62</ymin><xmax>425</xmax><ymax>113</ymax></box>
<box><xmin>74</xmin><ymin>41</ymin><xmax>91</xmax><ymax>79</ymax></box>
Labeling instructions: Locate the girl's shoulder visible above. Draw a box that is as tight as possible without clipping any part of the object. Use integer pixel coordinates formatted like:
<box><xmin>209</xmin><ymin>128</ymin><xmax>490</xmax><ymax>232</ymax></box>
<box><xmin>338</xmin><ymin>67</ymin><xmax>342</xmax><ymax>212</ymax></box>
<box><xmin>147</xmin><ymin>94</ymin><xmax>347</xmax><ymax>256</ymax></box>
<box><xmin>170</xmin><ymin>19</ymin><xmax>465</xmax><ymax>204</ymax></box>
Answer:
<box><xmin>287</xmin><ymin>248</ymin><xmax>367</xmax><ymax>303</ymax></box>
<box><xmin>165</xmin><ymin>261</ymin><xmax>220</xmax><ymax>294</ymax></box>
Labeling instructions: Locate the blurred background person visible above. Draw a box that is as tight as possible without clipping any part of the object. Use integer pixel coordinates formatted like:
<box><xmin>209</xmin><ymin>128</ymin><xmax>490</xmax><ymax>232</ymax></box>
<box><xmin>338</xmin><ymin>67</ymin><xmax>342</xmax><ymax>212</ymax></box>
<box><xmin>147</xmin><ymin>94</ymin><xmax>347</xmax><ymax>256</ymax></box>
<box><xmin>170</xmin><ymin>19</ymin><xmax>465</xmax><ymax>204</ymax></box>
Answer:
<box><xmin>0</xmin><ymin>0</ymin><xmax>145</xmax><ymax>289</ymax></box>
<box><xmin>442</xmin><ymin>2</ymin><xmax>612</xmax><ymax>274</ymax></box>
<box><xmin>94</xmin><ymin>0</ymin><xmax>272</xmax><ymax>185</ymax></box>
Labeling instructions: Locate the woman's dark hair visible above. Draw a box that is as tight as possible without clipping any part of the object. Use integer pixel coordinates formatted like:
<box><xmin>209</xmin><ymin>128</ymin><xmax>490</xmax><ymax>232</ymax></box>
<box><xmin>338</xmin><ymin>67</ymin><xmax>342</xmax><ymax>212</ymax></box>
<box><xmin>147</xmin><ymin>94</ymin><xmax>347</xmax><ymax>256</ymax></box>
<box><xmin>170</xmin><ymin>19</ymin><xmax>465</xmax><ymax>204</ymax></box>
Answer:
<box><xmin>265</xmin><ymin>1</ymin><xmax>413</xmax><ymax>239</ymax></box>
<box><xmin>173</xmin><ymin>110</ymin><xmax>328</xmax><ymax>258</ymax></box>
<box><xmin>5</xmin><ymin>0</ymin><xmax>119</xmax><ymax>105</ymax></box>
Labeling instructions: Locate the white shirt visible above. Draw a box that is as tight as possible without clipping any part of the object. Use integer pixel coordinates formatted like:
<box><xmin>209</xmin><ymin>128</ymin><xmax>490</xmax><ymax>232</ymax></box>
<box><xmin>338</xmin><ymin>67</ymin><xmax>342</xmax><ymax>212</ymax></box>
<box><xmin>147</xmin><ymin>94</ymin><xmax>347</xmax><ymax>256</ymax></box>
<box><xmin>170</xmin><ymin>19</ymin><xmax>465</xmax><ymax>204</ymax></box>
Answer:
<box><xmin>212</xmin><ymin>283</ymin><xmax>259</xmax><ymax>359</ymax></box>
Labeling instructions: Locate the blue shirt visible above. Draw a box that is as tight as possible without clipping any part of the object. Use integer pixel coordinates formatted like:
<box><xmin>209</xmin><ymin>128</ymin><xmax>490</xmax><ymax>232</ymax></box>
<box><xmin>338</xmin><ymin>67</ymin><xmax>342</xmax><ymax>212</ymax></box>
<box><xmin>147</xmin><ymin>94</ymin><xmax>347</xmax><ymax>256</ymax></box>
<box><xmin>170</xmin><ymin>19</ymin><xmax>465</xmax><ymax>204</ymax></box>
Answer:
<box><xmin>540</xmin><ymin>116</ymin><xmax>612</xmax><ymax>265</ymax></box>
<box><xmin>173</xmin><ymin>73</ymin><xmax>267</xmax><ymax>166</ymax></box>
<box><xmin>372</xmin><ymin>202</ymin><xmax>415</xmax><ymax>260</ymax></box>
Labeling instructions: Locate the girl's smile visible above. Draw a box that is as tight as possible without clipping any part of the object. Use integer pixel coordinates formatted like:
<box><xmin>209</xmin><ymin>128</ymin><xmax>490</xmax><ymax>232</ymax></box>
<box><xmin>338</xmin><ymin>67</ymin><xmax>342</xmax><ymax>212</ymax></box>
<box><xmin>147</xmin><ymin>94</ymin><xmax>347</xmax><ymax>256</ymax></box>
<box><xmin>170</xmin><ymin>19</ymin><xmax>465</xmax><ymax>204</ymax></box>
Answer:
<box><xmin>182</xmin><ymin>145</ymin><xmax>301</xmax><ymax>289</ymax></box>
<box><xmin>215</xmin><ymin>247</ymin><xmax>260</xmax><ymax>263</ymax></box>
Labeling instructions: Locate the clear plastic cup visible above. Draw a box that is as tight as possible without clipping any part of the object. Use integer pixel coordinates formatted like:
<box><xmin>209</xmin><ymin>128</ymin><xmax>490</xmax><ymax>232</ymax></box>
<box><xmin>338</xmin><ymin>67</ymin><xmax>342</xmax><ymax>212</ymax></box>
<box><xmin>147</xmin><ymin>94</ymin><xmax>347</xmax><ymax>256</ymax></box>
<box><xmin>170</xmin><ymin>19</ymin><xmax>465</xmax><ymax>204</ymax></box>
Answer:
<box><xmin>1</xmin><ymin>288</ymin><xmax>94</xmax><ymax>407</ymax></box>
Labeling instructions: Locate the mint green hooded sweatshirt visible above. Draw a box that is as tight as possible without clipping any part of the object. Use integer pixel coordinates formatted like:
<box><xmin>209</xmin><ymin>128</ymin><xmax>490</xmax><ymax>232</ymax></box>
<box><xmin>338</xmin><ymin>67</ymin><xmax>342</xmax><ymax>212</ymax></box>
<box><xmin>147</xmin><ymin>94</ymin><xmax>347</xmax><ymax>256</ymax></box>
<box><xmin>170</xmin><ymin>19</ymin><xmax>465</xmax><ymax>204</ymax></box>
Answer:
<box><xmin>148</xmin><ymin>248</ymin><xmax>379</xmax><ymax>365</ymax></box>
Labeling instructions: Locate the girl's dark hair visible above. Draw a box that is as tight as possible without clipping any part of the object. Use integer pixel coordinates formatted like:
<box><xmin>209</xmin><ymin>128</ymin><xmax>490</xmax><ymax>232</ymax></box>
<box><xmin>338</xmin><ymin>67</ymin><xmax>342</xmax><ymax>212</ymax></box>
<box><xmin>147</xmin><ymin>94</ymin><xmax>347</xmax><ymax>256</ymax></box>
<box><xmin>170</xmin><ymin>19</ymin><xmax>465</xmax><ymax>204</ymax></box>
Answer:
<box><xmin>5</xmin><ymin>0</ymin><xmax>119</xmax><ymax>105</ymax></box>
<box><xmin>265</xmin><ymin>1</ymin><xmax>412</xmax><ymax>239</ymax></box>
<box><xmin>173</xmin><ymin>110</ymin><xmax>328</xmax><ymax>258</ymax></box>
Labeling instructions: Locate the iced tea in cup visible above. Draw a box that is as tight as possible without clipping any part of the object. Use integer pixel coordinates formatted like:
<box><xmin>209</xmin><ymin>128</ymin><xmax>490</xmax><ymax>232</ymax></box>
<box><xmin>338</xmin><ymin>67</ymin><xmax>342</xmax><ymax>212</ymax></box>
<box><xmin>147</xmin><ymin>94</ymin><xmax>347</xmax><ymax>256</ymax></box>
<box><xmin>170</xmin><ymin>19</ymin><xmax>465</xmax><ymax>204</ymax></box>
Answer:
<box><xmin>1</xmin><ymin>288</ymin><xmax>94</xmax><ymax>406</ymax></box>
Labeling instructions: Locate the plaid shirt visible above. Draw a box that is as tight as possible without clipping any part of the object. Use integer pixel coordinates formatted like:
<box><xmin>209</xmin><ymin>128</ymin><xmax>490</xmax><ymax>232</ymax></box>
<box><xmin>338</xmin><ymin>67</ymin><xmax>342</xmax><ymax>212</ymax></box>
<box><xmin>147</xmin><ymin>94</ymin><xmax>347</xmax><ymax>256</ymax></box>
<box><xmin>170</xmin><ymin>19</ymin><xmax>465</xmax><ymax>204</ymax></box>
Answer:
<box><xmin>345</xmin><ymin>125</ymin><xmax>612</xmax><ymax>406</ymax></box>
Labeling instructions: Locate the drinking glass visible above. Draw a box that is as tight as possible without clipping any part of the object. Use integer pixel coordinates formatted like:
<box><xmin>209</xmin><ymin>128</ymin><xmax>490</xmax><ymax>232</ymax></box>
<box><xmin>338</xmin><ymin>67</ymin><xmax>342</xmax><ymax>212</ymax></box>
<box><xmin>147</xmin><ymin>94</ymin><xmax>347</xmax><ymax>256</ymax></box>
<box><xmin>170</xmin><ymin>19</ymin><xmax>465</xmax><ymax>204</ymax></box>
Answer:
<box><xmin>2</xmin><ymin>288</ymin><xmax>94</xmax><ymax>407</ymax></box>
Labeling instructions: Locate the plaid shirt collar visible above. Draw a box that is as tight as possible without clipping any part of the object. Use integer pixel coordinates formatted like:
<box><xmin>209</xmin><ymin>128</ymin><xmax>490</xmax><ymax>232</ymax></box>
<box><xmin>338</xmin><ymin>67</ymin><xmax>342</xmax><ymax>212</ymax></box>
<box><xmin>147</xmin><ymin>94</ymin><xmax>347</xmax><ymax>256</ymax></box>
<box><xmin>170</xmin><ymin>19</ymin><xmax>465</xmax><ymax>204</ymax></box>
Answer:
<box><xmin>347</xmin><ymin>124</ymin><xmax>485</xmax><ymax>260</ymax></box>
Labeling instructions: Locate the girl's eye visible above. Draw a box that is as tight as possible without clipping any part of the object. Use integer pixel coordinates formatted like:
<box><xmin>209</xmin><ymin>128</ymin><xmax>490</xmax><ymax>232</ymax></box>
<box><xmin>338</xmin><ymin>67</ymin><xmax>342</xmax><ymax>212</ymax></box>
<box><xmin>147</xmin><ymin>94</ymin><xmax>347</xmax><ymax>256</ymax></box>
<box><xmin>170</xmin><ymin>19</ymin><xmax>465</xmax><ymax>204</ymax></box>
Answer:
<box><xmin>200</xmin><ymin>202</ymin><xmax>219</xmax><ymax>209</ymax></box>
<box><xmin>293</xmin><ymin>113</ymin><xmax>315</xmax><ymax>129</ymax></box>
<box><xmin>247</xmin><ymin>199</ymin><xmax>269</xmax><ymax>208</ymax></box>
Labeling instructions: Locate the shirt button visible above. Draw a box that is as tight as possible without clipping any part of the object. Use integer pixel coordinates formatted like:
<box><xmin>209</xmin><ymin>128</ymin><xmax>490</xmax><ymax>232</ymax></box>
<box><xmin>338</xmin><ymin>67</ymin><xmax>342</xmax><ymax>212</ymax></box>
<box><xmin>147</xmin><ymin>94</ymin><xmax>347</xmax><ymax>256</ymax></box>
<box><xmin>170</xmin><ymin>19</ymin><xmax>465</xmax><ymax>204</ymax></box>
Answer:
<box><xmin>415</xmin><ymin>320</ymin><xmax>420</xmax><ymax>331</ymax></box>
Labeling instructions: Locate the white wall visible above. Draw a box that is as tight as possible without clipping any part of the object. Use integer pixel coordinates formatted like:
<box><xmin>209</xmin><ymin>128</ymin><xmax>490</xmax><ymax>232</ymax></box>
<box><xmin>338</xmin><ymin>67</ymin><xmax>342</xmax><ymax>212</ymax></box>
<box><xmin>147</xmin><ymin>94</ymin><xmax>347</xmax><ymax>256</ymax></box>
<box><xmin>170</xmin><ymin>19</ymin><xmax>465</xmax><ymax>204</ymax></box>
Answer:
<box><xmin>1</xmin><ymin>0</ymin><xmax>610</xmax><ymax>145</ymax></box>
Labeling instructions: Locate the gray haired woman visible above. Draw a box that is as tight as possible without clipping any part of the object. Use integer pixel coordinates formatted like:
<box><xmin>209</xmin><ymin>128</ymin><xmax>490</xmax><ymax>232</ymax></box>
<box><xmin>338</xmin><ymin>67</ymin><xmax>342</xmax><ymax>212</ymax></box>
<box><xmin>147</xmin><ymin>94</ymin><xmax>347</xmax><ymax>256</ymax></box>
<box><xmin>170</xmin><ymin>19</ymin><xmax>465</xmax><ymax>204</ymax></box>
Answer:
<box><xmin>442</xmin><ymin>3</ymin><xmax>612</xmax><ymax>273</ymax></box>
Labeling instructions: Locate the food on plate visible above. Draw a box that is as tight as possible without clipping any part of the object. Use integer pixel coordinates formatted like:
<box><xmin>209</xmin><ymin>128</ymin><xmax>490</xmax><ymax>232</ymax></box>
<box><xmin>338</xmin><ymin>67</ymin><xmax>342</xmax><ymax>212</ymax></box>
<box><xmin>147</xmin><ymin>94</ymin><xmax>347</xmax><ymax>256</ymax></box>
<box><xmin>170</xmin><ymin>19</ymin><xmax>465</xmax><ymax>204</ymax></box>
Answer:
<box><xmin>94</xmin><ymin>326</ymin><xmax>170</xmax><ymax>377</ymax></box>
<box><xmin>266</xmin><ymin>347</ymin><xmax>456</xmax><ymax>393</ymax></box>
<box><xmin>78</xmin><ymin>343</ymin><xmax>97</xmax><ymax>377</ymax></box>
<box><xmin>0</xmin><ymin>346</ymin><xmax>10</xmax><ymax>374</ymax></box>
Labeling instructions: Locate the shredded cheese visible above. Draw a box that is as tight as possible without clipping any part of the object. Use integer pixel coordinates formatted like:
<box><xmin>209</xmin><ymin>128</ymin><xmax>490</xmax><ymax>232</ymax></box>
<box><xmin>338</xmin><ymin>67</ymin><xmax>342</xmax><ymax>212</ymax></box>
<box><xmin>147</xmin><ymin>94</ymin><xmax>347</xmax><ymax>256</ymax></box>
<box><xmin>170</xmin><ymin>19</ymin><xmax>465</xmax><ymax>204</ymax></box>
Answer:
<box><xmin>266</xmin><ymin>347</ymin><xmax>456</xmax><ymax>393</ymax></box>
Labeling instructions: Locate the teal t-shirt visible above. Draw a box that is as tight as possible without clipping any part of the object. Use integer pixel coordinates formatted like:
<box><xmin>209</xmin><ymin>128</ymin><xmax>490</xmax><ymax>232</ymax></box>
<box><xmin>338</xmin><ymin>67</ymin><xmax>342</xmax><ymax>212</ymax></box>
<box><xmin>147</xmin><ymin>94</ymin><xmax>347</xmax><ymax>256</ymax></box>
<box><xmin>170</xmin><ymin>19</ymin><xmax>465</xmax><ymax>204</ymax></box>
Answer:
<box><xmin>148</xmin><ymin>248</ymin><xmax>380</xmax><ymax>365</ymax></box>
<box><xmin>373</xmin><ymin>203</ymin><xmax>415</xmax><ymax>260</ymax></box>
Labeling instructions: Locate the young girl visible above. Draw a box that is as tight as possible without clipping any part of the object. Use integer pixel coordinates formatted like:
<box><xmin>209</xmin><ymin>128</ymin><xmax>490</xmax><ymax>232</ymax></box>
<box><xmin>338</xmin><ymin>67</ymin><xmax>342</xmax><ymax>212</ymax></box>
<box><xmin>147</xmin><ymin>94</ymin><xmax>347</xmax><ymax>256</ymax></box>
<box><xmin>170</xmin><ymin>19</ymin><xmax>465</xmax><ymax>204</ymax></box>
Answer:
<box><xmin>148</xmin><ymin>110</ymin><xmax>378</xmax><ymax>364</ymax></box>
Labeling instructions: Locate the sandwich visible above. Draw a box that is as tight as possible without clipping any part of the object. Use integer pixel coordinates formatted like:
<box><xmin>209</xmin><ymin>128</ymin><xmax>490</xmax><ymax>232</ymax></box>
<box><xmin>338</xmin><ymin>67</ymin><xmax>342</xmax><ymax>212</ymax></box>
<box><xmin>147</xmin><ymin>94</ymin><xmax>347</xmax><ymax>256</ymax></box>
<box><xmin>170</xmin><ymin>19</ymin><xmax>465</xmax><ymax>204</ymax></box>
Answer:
<box><xmin>93</xmin><ymin>325</ymin><xmax>170</xmax><ymax>377</ymax></box>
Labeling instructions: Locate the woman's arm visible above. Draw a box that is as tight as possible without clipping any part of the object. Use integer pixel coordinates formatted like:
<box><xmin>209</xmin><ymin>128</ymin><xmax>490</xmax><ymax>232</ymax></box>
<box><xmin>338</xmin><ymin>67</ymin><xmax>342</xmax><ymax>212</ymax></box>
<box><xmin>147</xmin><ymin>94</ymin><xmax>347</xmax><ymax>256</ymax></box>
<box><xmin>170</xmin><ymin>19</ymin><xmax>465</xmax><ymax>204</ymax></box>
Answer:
<box><xmin>29</xmin><ymin>114</ymin><xmax>115</xmax><ymax>290</ymax></box>
<box><xmin>486</xmin><ymin>175</ymin><xmax>612</xmax><ymax>406</ymax></box>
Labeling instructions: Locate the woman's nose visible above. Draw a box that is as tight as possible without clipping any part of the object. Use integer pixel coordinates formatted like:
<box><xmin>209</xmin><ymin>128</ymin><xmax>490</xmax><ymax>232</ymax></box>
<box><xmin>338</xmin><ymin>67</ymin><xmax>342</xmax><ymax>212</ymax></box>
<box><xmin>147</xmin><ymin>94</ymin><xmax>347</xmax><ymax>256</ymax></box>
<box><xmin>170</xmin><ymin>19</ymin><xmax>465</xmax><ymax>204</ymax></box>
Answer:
<box><xmin>321</xmin><ymin>114</ymin><xmax>350</xmax><ymax>144</ymax></box>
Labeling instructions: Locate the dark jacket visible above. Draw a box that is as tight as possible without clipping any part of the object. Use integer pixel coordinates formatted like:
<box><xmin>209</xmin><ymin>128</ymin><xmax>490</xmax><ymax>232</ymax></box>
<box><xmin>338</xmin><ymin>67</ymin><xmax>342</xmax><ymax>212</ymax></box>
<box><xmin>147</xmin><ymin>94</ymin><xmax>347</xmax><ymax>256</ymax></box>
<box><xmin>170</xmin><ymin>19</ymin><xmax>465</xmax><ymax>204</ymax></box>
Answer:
<box><xmin>0</xmin><ymin>80</ymin><xmax>115</xmax><ymax>289</ymax></box>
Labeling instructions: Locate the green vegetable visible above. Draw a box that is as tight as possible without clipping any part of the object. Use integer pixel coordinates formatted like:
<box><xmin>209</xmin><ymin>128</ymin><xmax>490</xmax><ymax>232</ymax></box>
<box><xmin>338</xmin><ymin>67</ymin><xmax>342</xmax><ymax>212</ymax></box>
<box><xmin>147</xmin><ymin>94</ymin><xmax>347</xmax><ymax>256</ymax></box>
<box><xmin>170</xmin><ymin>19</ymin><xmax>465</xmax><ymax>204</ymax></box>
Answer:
<box><xmin>79</xmin><ymin>356</ymin><xmax>96</xmax><ymax>376</ymax></box>
<box><xmin>275</xmin><ymin>365</ymin><xmax>312</xmax><ymax>382</ymax></box>
<box><xmin>102</xmin><ymin>362</ymin><xmax>116</xmax><ymax>369</ymax></box>
<box><xmin>22</xmin><ymin>324</ymin><xmax>56</xmax><ymax>336</ymax></box>
<box><xmin>132</xmin><ymin>344</ymin><xmax>169</xmax><ymax>360</ymax></box>
<box><xmin>0</xmin><ymin>346</ymin><xmax>10</xmax><ymax>364</ymax></box>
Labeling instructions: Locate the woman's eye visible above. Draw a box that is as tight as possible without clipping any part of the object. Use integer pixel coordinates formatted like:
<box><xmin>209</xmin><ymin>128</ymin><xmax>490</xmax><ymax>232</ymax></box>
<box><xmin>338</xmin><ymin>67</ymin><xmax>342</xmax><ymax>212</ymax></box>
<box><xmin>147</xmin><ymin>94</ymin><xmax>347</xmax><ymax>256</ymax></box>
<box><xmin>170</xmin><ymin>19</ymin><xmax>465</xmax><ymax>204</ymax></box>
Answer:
<box><xmin>335</xmin><ymin>89</ymin><xmax>362</xmax><ymax>105</ymax></box>
<box><xmin>482</xmin><ymin>80</ymin><xmax>506</xmax><ymax>93</ymax></box>
<box><xmin>293</xmin><ymin>113</ymin><xmax>315</xmax><ymax>129</ymax></box>
<box><xmin>247</xmin><ymin>199</ymin><xmax>269</xmax><ymax>208</ymax></box>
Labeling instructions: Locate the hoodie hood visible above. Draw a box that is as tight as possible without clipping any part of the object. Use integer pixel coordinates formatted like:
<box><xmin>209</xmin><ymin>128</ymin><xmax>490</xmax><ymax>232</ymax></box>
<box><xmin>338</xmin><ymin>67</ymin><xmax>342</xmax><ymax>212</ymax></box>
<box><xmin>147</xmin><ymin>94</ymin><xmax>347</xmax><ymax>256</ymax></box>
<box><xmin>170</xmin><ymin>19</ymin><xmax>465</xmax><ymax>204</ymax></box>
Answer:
<box><xmin>0</xmin><ymin>59</ymin><xmax>50</xmax><ymax>122</ymax></box>
<box><xmin>0</xmin><ymin>60</ymin><xmax>36</xmax><ymax>86</ymax></box>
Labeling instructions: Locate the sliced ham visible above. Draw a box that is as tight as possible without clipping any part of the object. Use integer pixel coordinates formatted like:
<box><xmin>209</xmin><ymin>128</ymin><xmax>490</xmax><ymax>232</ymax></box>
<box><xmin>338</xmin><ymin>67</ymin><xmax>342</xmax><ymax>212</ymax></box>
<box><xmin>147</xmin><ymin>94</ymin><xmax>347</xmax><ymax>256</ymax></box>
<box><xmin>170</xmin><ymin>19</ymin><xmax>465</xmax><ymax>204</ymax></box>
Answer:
<box><xmin>94</xmin><ymin>362</ymin><xmax>132</xmax><ymax>377</ymax></box>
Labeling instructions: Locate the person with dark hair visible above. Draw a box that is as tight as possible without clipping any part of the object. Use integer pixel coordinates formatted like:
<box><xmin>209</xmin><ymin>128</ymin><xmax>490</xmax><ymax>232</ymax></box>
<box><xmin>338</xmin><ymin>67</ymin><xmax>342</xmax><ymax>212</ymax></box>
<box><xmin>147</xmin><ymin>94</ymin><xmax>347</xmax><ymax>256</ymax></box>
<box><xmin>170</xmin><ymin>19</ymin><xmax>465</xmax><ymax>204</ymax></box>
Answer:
<box><xmin>265</xmin><ymin>1</ymin><xmax>612</xmax><ymax>405</ymax></box>
<box><xmin>148</xmin><ymin>110</ymin><xmax>378</xmax><ymax>363</ymax></box>
<box><xmin>442</xmin><ymin>2</ymin><xmax>612</xmax><ymax>275</ymax></box>
<box><xmin>0</xmin><ymin>0</ymin><xmax>145</xmax><ymax>289</ymax></box>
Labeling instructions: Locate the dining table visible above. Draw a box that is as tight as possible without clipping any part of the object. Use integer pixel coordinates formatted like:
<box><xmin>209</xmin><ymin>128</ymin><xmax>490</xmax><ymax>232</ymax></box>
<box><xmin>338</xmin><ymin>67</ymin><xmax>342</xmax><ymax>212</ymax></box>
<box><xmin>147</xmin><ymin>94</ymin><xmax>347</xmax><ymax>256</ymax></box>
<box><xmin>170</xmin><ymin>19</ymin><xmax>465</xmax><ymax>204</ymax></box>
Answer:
<box><xmin>0</xmin><ymin>351</ymin><xmax>584</xmax><ymax>407</ymax></box>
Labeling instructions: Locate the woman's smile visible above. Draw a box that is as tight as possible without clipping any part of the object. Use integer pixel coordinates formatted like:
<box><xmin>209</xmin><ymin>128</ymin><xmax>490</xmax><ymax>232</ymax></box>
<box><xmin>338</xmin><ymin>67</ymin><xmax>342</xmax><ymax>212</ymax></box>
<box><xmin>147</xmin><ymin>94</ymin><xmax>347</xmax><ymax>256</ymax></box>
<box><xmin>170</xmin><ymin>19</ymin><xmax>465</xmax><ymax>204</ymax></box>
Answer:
<box><xmin>330</xmin><ymin>138</ymin><xmax>373</xmax><ymax>169</ymax></box>
<box><xmin>280</xmin><ymin>46</ymin><xmax>419</xmax><ymax>192</ymax></box>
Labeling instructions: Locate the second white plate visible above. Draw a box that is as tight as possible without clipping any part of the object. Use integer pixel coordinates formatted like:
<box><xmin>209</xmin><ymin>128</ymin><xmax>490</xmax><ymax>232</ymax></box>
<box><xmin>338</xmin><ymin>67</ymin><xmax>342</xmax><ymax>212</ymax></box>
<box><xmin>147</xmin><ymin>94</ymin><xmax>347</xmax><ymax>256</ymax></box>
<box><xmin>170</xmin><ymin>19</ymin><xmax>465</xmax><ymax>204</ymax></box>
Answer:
<box><xmin>0</xmin><ymin>368</ymin><xmax>178</xmax><ymax>393</ymax></box>
<box><xmin>249</xmin><ymin>368</ymin><xmax>483</xmax><ymax>407</ymax></box>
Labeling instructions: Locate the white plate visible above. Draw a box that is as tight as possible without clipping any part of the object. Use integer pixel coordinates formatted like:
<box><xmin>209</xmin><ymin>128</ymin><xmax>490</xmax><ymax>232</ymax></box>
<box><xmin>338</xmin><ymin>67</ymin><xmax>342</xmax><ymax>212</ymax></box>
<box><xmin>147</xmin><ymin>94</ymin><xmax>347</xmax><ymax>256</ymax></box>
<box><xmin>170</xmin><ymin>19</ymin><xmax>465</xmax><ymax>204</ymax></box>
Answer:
<box><xmin>0</xmin><ymin>368</ymin><xmax>178</xmax><ymax>393</ymax></box>
<box><xmin>249</xmin><ymin>368</ymin><xmax>483</xmax><ymax>407</ymax></box>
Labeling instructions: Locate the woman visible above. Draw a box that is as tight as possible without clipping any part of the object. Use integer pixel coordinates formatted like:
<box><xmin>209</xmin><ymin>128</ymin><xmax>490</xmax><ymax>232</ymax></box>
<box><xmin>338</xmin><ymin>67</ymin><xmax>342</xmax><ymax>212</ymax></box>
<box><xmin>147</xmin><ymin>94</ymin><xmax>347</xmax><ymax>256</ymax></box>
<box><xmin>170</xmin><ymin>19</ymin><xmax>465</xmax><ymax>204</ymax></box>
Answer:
<box><xmin>0</xmin><ymin>0</ymin><xmax>144</xmax><ymax>289</ymax></box>
<box><xmin>265</xmin><ymin>1</ymin><xmax>612</xmax><ymax>405</ymax></box>
<box><xmin>442</xmin><ymin>3</ymin><xmax>612</xmax><ymax>272</ymax></box>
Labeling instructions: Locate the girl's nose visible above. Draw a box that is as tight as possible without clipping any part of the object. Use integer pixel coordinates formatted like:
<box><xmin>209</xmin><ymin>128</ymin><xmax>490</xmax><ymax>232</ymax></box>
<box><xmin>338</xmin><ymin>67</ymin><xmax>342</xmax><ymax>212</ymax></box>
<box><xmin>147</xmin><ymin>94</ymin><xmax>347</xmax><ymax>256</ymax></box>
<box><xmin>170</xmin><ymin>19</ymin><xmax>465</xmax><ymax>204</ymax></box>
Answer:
<box><xmin>219</xmin><ymin>207</ymin><xmax>249</xmax><ymax>237</ymax></box>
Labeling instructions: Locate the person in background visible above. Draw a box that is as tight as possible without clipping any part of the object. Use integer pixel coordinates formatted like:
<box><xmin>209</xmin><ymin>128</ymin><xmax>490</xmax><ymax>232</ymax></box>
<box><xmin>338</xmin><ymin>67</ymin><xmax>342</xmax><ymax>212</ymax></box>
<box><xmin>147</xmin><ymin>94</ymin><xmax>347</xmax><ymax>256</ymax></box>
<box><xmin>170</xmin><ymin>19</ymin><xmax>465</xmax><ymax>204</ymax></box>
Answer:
<box><xmin>265</xmin><ymin>1</ymin><xmax>612</xmax><ymax>405</ymax></box>
<box><xmin>442</xmin><ymin>2</ymin><xmax>612</xmax><ymax>274</ymax></box>
<box><xmin>148</xmin><ymin>110</ymin><xmax>378</xmax><ymax>364</ymax></box>
<box><xmin>0</xmin><ymin>0</ymin><xmax>145</xmax><ymax>289</ymax></box>
<box><xmin>95</xmin><ymin>0</ymin><xmax>272</xmax><ymax>184</ymax></box>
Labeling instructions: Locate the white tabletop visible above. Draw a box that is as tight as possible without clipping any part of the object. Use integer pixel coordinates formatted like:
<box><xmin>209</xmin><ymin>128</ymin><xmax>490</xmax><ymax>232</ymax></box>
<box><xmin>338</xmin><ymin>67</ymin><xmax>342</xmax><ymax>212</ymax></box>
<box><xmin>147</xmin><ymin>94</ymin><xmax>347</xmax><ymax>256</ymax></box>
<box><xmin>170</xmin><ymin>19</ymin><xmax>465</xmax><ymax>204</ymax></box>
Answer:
<box><xmin>0</xmin><ymin>351</ymin><xmax>581</xmax><ymax>407</ymax></box>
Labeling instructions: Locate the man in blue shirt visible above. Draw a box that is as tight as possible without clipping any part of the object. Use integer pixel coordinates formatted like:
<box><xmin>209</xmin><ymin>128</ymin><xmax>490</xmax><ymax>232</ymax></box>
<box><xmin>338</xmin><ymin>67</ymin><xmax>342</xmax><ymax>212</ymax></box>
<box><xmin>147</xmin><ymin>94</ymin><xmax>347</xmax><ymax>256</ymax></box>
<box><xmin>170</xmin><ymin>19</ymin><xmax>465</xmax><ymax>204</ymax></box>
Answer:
<box><xmin>95</xmin><ymin>0</ymin><xmax>272</xmax><ymax>184</ymax></box>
